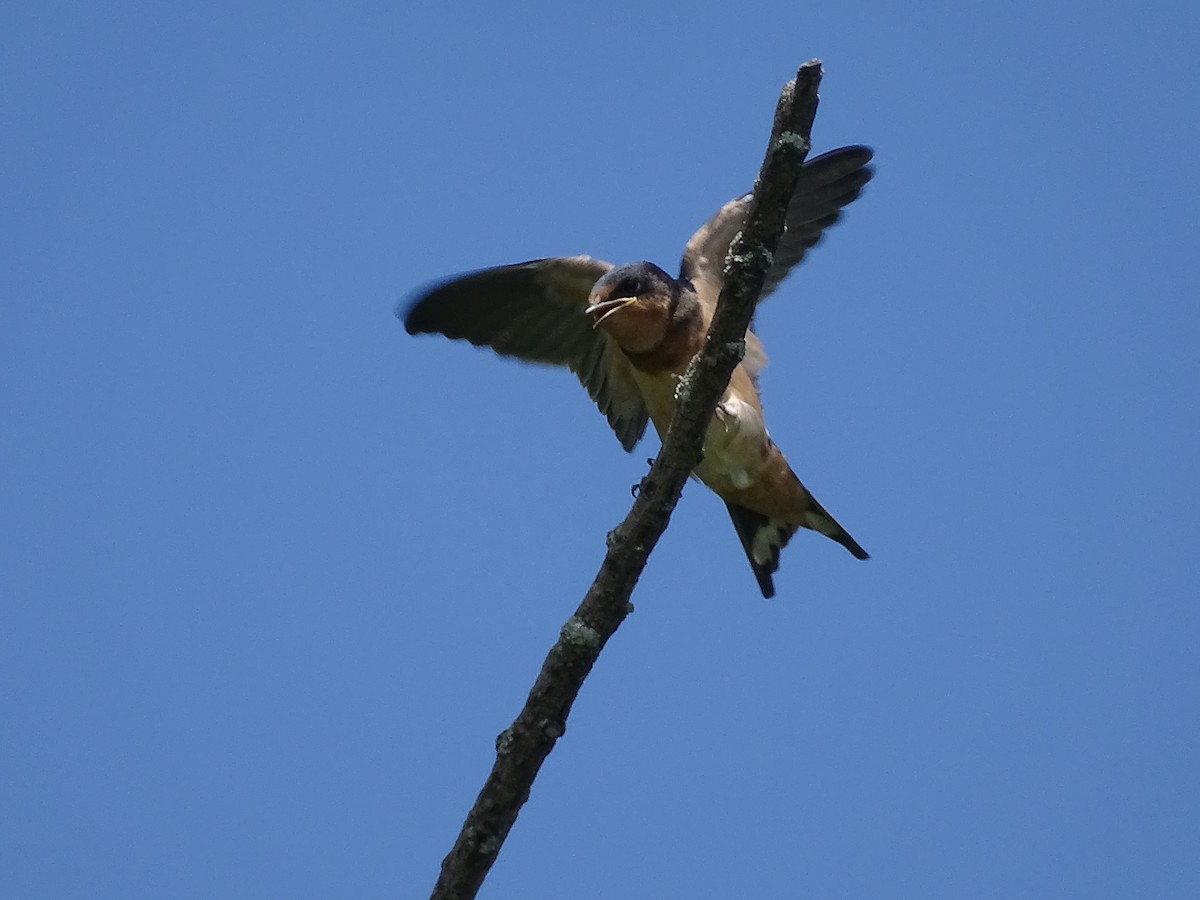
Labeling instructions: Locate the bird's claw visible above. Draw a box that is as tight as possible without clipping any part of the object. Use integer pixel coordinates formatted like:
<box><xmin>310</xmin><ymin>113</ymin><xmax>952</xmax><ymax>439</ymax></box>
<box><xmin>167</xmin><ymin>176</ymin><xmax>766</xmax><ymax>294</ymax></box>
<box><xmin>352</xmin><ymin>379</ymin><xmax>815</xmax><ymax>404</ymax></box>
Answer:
<box><xmin>714</xmin><ymin>401</ymin><xmax>732</xmax><ymax>433</ymax></box>
<box><xmin>631</xmin><ymin>475</ymin><xmax>655</xmax><ymax>499</ymax></box>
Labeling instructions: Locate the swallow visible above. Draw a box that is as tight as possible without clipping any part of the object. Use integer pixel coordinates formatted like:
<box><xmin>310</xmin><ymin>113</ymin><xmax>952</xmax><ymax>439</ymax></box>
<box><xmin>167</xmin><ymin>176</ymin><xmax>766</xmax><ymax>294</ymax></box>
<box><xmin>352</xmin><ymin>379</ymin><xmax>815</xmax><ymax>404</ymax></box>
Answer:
<box><xmin>402</xmin><ymin>145</ymin><xmax>873</xmax><ymax>597</ymax></box>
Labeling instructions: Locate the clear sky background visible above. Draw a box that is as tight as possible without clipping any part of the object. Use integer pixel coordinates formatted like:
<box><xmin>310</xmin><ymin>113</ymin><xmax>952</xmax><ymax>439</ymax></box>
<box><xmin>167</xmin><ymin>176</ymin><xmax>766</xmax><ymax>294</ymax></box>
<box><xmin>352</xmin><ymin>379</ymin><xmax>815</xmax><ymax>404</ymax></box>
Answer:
<box><xmin>4</xmin><ymin>2</ymin><xmax>1198</xmax><ymax>898</ymax></box>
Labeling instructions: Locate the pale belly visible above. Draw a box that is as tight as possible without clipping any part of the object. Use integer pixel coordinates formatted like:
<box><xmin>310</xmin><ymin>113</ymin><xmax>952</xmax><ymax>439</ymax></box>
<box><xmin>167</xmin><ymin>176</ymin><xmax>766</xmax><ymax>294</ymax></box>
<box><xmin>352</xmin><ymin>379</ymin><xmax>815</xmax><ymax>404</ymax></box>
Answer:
<box><xmin>635</xmin><ymin>368</ymin><xmax>772</xmax><ymax>494</ymax></box>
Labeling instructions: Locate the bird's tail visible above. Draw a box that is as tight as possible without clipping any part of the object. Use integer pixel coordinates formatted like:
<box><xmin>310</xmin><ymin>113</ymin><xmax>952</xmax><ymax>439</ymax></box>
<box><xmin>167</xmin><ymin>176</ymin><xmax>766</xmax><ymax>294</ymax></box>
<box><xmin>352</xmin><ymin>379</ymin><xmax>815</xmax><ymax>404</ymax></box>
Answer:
<box><xmin>725</xmin><ymin>486</ymin><xmax>869</xmax><ymax>598</ymax></box>
<box><xmin>725</xmin><ymin>502</ymin><xmax>795</xmax><ymax>599</ymax></box>
<box><xmin>799</xmin><ymin>490</ymin><xmax>870</xmax><ymax>561</ymax></box>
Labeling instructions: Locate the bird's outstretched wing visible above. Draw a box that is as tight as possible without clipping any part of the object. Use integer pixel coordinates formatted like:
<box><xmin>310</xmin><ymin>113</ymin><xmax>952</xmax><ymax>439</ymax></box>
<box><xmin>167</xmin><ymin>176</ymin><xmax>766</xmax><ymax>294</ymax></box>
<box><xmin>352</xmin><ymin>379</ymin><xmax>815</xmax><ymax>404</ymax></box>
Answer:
<box><xmin>401</xmin><ymin>255</ymin><xmax>650</xmax><ymax>451</ymax></box>
<box><xmin>680</xmin><ymin>145</ymin><xmax>874</xmax><ymax>373</ymax></box>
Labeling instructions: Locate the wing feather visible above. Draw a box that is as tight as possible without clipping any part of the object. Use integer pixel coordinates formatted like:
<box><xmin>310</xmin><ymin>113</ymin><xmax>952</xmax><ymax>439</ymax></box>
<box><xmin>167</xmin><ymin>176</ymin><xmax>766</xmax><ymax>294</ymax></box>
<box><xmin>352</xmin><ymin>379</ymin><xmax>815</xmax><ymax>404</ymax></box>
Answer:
<box><xmin>401</xmin><ymin>256</ymin><xmax>649</xmax><ymax>451</ymax></box>
<box><xmin>679</xmin><ymin>145</ymin><xmax>875</xmax><ymax>376</ymax></box>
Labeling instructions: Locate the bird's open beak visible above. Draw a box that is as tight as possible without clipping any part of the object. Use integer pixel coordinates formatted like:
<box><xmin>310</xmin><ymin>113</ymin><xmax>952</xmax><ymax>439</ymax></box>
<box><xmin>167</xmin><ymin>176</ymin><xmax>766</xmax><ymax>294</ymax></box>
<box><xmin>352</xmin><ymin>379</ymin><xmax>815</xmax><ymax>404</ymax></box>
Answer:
<box><xmin>584</xmin><ymin>295</ymin><xmax>637</xmax><ymax>327</ymax></box>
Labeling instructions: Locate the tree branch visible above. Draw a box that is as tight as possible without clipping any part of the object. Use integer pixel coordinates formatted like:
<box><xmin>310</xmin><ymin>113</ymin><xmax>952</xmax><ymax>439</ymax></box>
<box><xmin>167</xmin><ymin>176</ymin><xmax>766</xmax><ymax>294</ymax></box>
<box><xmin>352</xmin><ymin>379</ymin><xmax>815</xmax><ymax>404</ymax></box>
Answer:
<box><xmin>430</xmin><ymin>61</ymin><xmax>825</xmax><ymax>900</ymax></box>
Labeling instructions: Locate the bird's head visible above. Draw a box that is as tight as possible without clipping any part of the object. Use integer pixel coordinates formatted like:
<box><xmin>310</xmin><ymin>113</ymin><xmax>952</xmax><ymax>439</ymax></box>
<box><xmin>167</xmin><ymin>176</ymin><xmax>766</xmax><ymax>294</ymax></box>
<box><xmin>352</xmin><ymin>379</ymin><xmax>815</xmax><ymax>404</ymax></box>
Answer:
<box><xmin>584</xmin><ymin>262</ymin><xmax>683</xmax><ymax>355</ymax></box>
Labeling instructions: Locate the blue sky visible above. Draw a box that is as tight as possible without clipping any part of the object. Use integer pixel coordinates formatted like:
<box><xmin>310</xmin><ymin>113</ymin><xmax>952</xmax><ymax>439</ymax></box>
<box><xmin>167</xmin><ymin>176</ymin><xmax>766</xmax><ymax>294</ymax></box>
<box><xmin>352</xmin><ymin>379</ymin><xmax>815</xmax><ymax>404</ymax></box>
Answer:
<box><xmin>4</xmin><ymin>1</ymin><xmax>1199</xmax><ymax>897</ymax></box>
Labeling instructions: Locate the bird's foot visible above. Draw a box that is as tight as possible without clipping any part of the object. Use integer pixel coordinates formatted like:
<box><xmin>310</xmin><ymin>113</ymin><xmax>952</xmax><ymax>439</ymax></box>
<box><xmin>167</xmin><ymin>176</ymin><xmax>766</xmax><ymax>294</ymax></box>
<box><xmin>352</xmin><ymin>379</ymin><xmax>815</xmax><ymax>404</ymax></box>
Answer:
<box><xmin>714</xmin><ymin>401</ymin><xmax>732</xmax><ymax>433</ymax></box>
<box><xmin>631</xmin><ymin>458</ymin><xmax>657</xmax><ymax>498</ymax></box>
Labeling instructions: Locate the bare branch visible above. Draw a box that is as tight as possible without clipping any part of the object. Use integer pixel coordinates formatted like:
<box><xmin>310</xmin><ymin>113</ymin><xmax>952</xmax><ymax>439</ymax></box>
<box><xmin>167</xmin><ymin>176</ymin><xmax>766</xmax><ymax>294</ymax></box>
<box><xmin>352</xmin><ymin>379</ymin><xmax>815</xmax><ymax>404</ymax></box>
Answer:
<box><xmin>430</xmin><ymin>61</ymin><xmax>825</xmax><ymax>900</ymax></box>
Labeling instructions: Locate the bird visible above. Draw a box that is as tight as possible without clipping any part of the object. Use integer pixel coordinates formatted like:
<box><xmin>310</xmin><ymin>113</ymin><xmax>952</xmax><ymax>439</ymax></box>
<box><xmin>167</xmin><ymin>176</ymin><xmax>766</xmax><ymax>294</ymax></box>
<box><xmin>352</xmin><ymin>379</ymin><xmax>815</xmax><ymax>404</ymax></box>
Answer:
<box><xmin>401</xmin><ymin>145</ymin><xmax>873</xmax><ymax>598</ymax></box>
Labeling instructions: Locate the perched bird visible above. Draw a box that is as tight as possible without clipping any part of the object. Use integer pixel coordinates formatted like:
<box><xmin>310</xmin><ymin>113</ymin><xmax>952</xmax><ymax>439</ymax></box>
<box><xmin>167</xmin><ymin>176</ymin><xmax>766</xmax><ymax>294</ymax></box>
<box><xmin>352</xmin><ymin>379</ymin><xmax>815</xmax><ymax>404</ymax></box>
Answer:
<box><xmin>402</xmin><ymin>145</ymin><xmax>873</xmax><ymax>597</ymax></box>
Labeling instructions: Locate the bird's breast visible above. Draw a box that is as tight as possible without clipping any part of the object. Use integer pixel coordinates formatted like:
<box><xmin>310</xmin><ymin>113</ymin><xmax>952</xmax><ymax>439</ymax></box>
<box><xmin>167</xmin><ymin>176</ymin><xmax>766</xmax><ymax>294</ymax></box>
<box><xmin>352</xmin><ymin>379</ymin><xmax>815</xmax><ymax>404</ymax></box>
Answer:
<box><xmin>635</xmin><ymin>364</ymin><xmax>772</xmax><ymax>494</ymax></box>
<box><xmin>620</xmin><ymin>312</ymin><xmax>704</xmax><ymax>375</ymax></box>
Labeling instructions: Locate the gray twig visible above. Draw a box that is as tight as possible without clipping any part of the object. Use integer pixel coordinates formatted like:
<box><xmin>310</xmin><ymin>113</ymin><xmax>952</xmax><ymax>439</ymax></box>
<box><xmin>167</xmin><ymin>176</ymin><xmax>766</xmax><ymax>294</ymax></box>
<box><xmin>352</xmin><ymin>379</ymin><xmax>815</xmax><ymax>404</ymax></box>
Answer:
<box><xmin>430</xmin><ymin>61</ymin><xmax>824</xmax><ymax>900</ymax></box>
